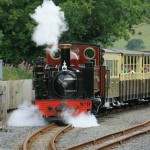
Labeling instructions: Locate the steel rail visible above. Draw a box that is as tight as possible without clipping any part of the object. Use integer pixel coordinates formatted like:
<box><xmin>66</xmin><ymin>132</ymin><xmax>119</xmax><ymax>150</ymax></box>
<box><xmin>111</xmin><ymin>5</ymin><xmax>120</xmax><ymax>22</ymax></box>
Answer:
<box><xmin>66</xmin><ymin>120</ymin><xmax>150</xmax><ymax>150</ymax></box>
<box><xmin>49</xmin><ymin>124</ymin><xmax>73</xmax><ymax>150</ymax></box>
<box><xmin>96</xmin><ymin>128</ymin><xmax>150</xmax><ymax>150</ymax></box>
<box><xmin>23</xmin><ymin>123</ymin><xmax>57</xmax><ymax>150</ymax></box>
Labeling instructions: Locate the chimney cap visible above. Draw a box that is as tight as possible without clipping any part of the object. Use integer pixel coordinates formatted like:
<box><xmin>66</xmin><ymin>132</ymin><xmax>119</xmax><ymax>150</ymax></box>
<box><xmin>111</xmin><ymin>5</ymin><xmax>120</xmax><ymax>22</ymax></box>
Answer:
<box><xmin>59</xmin><ymin>44</ymin><xmax>72</xmax><ymax>49</ymax></box>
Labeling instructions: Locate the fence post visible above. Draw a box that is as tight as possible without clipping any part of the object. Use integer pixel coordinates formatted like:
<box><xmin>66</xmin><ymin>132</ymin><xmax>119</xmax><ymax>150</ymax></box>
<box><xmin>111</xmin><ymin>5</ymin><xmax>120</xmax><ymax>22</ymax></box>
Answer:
<box><xmin>0</xmin><ymin>83</ymin><xmax>7</xmax><ymax>128</ymax></box>
<box><xmin>0</xmin><ymin>84</ymin><xmax>3</xmax><ymax>127</ymax></box>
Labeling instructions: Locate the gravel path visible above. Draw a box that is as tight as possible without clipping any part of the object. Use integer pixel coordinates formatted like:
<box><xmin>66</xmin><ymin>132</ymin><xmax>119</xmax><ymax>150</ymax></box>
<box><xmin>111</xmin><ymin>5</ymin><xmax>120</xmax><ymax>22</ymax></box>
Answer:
<box><xmin>0</xmin><ymin>106</ymin><xmax>150</xmax><ymax>150</ymax></box>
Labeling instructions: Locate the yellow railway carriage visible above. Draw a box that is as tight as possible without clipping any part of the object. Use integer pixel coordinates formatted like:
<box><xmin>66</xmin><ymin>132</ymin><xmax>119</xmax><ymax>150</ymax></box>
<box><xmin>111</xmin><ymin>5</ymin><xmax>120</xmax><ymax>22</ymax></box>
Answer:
<box><xmin>104</xmin><ymin>49</ymin><xmax>150</xmax><ymax>106</ymax></box>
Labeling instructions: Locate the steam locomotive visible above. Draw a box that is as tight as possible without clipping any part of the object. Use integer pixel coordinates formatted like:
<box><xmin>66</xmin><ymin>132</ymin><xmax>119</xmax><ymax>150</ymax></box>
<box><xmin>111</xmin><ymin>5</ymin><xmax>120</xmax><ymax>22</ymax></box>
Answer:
<box><xmin>32</xmin><ymin>43</ymin><xmax>106</xmax><ymax>121</ymax></box>
<box><xmin>32</xmin><ymin>43</ymin><xmax>150</xmax><ymax>122</ymax></box>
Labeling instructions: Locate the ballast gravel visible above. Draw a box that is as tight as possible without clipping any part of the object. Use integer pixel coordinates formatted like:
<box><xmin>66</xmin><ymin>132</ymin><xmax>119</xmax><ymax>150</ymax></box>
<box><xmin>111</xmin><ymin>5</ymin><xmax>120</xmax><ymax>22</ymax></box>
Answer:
<box><xmin>57</xmin><ymin>106</ymin><xmax>150</xmax><ymax>150</ymax></box>
<box><xmin>0</xmin><ymin>127</ymin><xmax>43</xmax><ymax>150</ymax></box>
<box><xmin>0</xmin><ymin>106</ymin><xmax>150</xmax><ymax>150</ymax></box>
<box><xmin>114</xmin><ymin>134</ymin><xmax>150</xmax><ymax>150</ymax></box>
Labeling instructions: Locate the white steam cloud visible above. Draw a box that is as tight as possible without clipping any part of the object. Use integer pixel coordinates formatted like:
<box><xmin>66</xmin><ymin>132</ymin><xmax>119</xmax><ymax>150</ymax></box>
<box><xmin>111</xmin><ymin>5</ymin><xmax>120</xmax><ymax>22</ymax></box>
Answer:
<box><xmin>61</xmin><ymin>110</ymin><xmax>99</xmax><ymax>128</ymax></box>
<box><xmin>7</xmin><ymin>101</ymin><xmax>48</xmax><ymax>126</ymax></box>
<box><xmin>30</xmin><ymin>0</ymin><xmax>68</xmax><ymax>53</ymax></box>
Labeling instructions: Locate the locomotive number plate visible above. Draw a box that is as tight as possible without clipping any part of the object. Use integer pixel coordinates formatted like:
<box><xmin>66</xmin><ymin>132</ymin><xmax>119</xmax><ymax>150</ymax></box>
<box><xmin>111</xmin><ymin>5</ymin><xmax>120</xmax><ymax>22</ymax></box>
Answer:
<box><xmin>80</xmin><ymin>101</ymin><xmax>91</xmax><ymax>107</ymax></box>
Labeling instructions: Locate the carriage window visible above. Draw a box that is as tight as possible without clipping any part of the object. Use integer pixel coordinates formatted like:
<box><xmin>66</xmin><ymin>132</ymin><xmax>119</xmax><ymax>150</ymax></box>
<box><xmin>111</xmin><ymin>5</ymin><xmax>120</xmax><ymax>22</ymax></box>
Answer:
<box><xmin>105</xmin><ymin>60</ymin><xmax>118</xmax><ymax>77</ymax></box>
<box><xmin>144</xmin><ymin>56</ymin><xmax>150</xmax><ymax>72</ymax></box>
<box><xmin>124</xmin><ymin>56</ymin><xmax>138</xmax><ymax>73</ymax></box>
<box><xmin>114</xmin><ymin>60</ymin><xmax>118</xmax><ymax>76</ymax></box>
<box><xmin>84</xmin><ymin>48</ymin><xmax>95</xmax><ymax>59</ymax></box>
<box><xmin>50</xmin><ymin>49</ymin><xmax>61</xmax><ymax>59</ymax></box>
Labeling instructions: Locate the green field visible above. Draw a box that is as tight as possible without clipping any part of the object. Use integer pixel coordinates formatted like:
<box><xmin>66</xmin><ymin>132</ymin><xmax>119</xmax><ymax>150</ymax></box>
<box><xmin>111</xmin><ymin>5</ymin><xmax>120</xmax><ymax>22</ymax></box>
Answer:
<box><xmin>110</xmin><ymin>24</ymin><xmax>150</xmax><ymax>51</ymax></box>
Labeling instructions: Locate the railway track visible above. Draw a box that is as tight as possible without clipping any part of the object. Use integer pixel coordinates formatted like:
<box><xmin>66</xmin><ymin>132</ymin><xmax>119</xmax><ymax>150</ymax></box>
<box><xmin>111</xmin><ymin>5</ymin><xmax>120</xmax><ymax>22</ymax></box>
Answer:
<box><xmin>22</xmin><ymin>123</ymin><xmax>73</xmax><ymax>150</ymax></box>
<box><xmin>17</xmin><ymin>102</ymin><xmax>150</xmax><ymax>150</ymax></box>
<box><xmin>66</xmin><ymin>120</ymin><xmax>150</xmax><ymax>150</ymax></box>
<box><xmin>98</xmin><ymin>101</ymin><xmax>150</xmax><ymax>117</ymax></box>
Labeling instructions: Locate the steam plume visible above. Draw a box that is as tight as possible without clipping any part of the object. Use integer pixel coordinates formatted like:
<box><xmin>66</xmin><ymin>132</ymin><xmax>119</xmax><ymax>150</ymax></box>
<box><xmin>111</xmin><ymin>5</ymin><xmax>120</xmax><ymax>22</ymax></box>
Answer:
<box><xmin>61</xmin><ymin>109</ymin><xmax>99</xmax><ymax>128</ymax></box>
<box><xmin>7</xmin><ymin>101</ymin><xmax>48</xmax><ymax>126</ymax></box>
<box><xmin>30</xmin><ymin>0</ymin><xmax>68</xmax><ymax>53</ymax></box>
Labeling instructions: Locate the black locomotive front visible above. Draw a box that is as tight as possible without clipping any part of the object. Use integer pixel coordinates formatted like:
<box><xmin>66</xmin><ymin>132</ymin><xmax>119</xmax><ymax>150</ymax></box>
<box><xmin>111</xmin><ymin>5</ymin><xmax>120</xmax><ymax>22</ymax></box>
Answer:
<box><xmin>32</xmin><ymin>44</ymin><xmax>95</xmax><ymax>117</ymax></box>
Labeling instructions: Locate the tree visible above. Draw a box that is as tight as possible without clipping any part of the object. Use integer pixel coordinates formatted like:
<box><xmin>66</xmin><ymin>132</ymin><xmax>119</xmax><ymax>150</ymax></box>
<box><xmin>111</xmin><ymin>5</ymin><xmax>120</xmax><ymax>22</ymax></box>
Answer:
<box><xmin>0</xmin><ymin>0</ymin><xmax>149</xmax><ymax>65</ymax></box>
<box><xmin>59</xmin><ymin>0</ymin><xmax>148</xmax><ymax>47</ymax></box>
<box><xmin>143</xmin><ymin>0</ymin><xmax>150</xmax><ymax>23</ymax></box>
<box><xmin>0</xmin><ymin>30</ymin><xmax>4</xmax><ymax>46</ymax></box>
<box><xmin>0</xmin><ymin>0</ymin><xmax>44</xmax><ymax>65</ymax></box>
<box><xmin>125</xmin><ymin>39</ymin><xmax>145</xmax><ymax>50</ymax></box>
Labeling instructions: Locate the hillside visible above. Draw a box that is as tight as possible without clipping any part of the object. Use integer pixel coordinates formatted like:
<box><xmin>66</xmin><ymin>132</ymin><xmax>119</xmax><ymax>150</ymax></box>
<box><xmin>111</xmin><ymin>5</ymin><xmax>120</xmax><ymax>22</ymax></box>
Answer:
<box><xmin>111</xmin><ymin>24</ymin><xmax>150</xmax><ymax>51</ymax></box>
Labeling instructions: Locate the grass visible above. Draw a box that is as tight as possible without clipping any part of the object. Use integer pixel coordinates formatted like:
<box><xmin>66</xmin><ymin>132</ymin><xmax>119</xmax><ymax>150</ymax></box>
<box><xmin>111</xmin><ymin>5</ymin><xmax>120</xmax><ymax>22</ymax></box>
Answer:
<box><xmin>3</xmin><ymin>66</ymin><xmax>33</xmax><ymax>81</ymax></box>
<box><xmin>110</xmin><ymin>24</ymin><xmax>150</xmax><ymax>51</ymax></box>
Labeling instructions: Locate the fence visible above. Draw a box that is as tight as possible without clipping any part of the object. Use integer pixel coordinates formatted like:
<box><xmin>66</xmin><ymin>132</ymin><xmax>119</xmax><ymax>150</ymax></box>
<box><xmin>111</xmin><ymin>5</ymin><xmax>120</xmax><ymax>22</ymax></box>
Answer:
<box><xmin>0</xmin><ymin>79</ymin><xmax>34</xmax><ymax>127</ymax></box>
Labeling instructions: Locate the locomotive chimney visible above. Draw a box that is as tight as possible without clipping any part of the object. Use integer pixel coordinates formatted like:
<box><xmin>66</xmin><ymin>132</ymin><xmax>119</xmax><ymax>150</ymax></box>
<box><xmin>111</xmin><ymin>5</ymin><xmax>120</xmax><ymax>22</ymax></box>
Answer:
<box><xmin>60</xmin><ymin>44</ymin><xmax>72</xmax><ymax>67</ymax></box>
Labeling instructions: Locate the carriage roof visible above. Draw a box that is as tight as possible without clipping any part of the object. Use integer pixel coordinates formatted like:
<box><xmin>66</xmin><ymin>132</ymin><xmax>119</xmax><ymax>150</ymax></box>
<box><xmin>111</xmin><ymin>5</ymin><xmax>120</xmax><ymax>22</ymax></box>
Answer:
<box><xmin>104</xmin><ymin>49</ymin><xmax>150</xmax><ymax>56</ymax></box>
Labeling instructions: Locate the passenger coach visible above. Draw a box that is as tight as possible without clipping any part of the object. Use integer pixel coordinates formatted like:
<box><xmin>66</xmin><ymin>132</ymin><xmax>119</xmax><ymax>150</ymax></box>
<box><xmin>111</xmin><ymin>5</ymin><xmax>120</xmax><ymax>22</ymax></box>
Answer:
<box><xmin>104</xmin><ymin>49</ymin><xmax>150</xmax><ymax>106</ymax></box>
